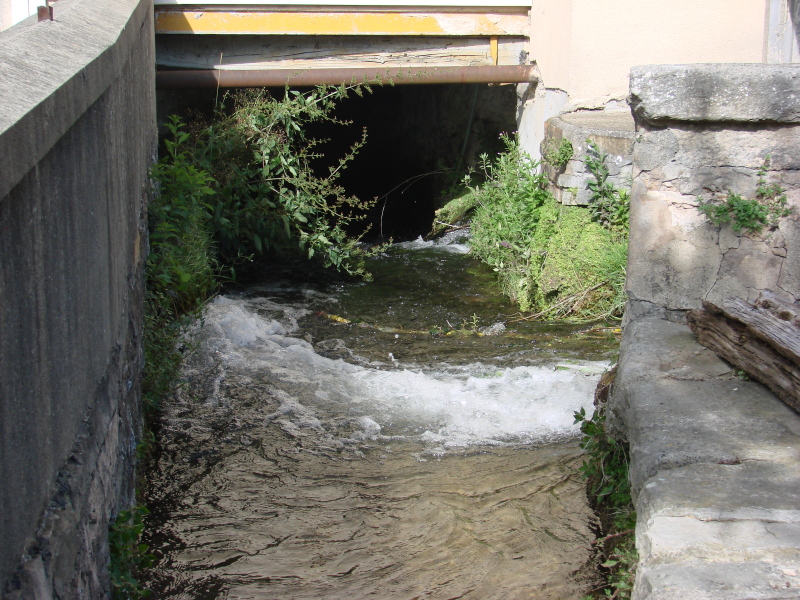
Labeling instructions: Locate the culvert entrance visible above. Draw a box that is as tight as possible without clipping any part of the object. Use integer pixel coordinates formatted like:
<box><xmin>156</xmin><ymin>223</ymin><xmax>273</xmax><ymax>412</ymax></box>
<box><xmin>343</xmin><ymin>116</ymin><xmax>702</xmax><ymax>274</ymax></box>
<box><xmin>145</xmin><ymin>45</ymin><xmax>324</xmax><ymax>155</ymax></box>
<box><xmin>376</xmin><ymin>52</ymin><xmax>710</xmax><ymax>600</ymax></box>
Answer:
<box><xmin>156</xmin><ymin>82</ymin><xmax>519</xmax><ymax>241</ymax></box>
<box><xmin>306</xmin><ymin>83</ymin><xmax>518</xmax><ymax>240</ymax></box>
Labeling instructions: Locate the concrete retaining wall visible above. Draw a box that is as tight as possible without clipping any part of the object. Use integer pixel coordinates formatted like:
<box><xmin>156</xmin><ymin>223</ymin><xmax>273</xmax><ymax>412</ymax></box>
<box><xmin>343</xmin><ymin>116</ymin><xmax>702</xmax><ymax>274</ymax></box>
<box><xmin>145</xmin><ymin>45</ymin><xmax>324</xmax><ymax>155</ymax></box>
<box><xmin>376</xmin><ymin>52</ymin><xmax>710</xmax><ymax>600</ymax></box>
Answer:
<box><xmin>0</xmin><ymin>0</ymin><xmax>155</xmax><ymax>597</ymax></box>
<box><xmin>610</xmin><ymin>64</ymin><xmax>800</xmax><ymax>599</ymax></box>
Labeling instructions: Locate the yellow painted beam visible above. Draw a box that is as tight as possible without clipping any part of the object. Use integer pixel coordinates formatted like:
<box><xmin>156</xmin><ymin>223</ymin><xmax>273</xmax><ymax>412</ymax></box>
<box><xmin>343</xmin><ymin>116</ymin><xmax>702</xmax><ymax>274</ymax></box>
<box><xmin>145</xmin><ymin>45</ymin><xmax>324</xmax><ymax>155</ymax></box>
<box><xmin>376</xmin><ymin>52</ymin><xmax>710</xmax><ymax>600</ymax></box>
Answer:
<box><xmin>154</xmin><ymin>9</ymin><xmax>529</xmax><ymax>36</ymax></box>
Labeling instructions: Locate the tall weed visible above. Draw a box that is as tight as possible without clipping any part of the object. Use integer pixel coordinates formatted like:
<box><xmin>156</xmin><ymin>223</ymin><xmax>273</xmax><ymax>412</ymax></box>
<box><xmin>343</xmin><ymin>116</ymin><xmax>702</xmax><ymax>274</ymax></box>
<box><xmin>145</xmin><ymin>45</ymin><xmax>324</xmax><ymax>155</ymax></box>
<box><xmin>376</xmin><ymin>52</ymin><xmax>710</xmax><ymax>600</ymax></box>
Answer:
<box><xmin>142</xmin><ymin>86</ymin><xmax>380</xmax><ymax>409</ymax></box>
<box><xmin>469</xmin><ymin>135</ymin><xmax>550</xmax><ymax>310</ymax></box>
<box><xmin>187</xmin><ymin>87</ymin><xmax>379</xmax><ymax>279</ymax></box>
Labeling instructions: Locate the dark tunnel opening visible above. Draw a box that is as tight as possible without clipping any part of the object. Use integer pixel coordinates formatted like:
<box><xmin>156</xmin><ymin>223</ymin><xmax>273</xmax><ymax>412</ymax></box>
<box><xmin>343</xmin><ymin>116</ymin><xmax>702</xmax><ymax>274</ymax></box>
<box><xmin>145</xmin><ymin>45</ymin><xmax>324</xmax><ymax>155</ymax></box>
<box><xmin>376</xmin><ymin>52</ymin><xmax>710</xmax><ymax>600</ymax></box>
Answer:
<box><xmin>157</xmin><ymin>82</ymin><xmax>519</xmax><ymax>242</ymax></box>
<box><xmin>304</xmin><ymin>83</ymin><xmax>519</xmax><ymax>241</ymax></box>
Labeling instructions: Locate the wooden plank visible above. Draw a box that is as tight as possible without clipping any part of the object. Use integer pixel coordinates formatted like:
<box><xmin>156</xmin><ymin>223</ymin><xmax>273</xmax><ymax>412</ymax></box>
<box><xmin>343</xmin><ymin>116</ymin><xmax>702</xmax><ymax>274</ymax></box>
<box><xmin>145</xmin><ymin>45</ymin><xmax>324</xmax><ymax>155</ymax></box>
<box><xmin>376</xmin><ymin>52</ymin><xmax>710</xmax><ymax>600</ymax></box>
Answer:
<box><xmin>154</xmin><ymin>9</ymin><xmax>529</xmax><ymax>36</ymax></box>
<box><xmin>155</xmin><ymin>35</ymin><xmax>527</xmax><ymax>69</ymax></box>
<box><xmin>687</xmin><ymin>292</ymin><xmax>800</xmax><ymax>414</ymax></box>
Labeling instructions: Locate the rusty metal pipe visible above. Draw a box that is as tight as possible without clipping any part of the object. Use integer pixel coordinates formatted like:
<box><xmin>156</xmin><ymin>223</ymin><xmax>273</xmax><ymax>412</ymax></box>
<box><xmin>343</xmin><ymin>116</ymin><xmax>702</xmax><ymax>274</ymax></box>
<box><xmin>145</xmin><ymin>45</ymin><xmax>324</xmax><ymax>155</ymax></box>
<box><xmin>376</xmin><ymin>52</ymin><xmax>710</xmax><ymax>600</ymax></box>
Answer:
<box><xmin>156</xmin><ymin>65</ymin><xmax>537</xmax><ymax>89</ymax></box>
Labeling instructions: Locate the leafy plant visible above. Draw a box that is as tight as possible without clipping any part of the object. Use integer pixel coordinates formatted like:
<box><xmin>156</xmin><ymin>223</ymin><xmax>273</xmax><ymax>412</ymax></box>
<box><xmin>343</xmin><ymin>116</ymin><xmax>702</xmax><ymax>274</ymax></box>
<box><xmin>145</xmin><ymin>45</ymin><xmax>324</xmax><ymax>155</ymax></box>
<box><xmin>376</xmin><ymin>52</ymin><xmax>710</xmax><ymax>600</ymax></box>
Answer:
<box><xmin>148</xmin><ymin>116</ymin><xmax>219</xmax><ymax>317</ymax></box>
<box><xmin>573</xmin><ymin>406</ymin><xmax>631</xmax><ymax>515</ymax></box>
<box><xmin>468</xmin><ymin>134</ymin><xmax>551</xmax><ymax>310</ymax></box>
<box><xmin>109</xmin><ymin>506</ymin><xmax>154</xmax><ymax>599</ymax></box>
<box><xmin>585</xmin><ymin>140</ymin><xmax>629</xmax><ymax>233</ymax></box>
<box><xmin>144</xmin><ymin>117</ymin><xmax>219</xmax><ymax>415</ymax></box>
<box><xmin>574</xmin><ymin>376</ymin><xmax>637</xmax><ymax>600</ymax></box>
<box><xmin>186</xmin><ymin>86</ymin><xmax>379</xmax><ymax>279</ymax></box>
<box><xmin>698</xmin><ymin>157</ymin><xmax>791</xmax><ymax>233</ymax></box>
<box><xmin>543</xmin><ymin>138</ymin><xmax>574</xmax><ymax>169</ymax></box>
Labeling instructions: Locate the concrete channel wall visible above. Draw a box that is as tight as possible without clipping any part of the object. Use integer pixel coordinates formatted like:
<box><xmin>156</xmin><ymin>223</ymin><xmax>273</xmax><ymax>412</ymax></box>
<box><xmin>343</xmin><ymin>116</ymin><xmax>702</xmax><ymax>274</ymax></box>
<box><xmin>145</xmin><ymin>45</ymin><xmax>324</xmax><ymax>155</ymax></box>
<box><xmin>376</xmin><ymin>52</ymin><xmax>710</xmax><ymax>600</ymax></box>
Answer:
<box><xmin>0</xmin><ymin>0</ymin><xmax>155</xmax><ymax>597</ymax></box>
<box><xmin>610</xmin><ymin>64</ymin><xmax>800</xmax><ymax>599</ymax></box>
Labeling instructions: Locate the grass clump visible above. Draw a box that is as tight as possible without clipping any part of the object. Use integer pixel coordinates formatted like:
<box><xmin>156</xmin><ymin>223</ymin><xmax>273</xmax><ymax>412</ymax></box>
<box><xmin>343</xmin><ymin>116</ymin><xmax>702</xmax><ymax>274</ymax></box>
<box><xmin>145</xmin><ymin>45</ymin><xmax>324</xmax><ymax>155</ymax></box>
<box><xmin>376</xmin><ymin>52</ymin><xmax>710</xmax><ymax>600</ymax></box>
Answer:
<box><xmin>429</xmin><ymin>192</ymin><xmax>479</xmax><ymax>238</ymax></box>
<box><xmin>465</xmin><ymin>136</ymin><xmax>628</xmax><ymax>321</ymax></box>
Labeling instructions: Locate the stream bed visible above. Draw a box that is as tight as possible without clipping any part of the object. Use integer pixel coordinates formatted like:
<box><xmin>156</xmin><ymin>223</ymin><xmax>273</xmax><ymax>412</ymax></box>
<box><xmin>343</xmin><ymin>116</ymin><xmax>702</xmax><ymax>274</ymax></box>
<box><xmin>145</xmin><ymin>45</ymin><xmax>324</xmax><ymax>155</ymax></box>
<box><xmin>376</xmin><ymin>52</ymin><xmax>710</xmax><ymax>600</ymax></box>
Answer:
<box><xmin>142</xmin><ymin>238</ymin><xmax>619</xmax><ymax>599</ymax></box>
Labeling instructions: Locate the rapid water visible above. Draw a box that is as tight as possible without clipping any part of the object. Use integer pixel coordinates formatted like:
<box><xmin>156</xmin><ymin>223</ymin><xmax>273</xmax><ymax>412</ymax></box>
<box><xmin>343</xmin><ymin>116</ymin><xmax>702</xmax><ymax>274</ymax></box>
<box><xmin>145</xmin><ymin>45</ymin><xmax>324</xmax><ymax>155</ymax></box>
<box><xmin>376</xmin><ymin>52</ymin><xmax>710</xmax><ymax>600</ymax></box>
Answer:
<box><xmin>142</xmin><ymin>238</ymin><xmax>618</xmax><ymax>599</ymax></box>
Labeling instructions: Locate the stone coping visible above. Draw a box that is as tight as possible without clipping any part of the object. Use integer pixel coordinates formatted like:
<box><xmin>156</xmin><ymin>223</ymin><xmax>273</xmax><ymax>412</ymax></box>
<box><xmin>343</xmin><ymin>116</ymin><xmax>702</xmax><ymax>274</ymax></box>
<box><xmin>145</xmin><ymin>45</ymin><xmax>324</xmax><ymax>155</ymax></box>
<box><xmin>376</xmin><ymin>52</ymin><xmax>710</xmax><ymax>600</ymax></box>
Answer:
<box><xmin>557</xmin><ymin>109</ymin><xmax>636</xmax><ymax>138</ymax></box>
<box><xmin>629</xmin><ymin>64</ymin><xmax>800</xmax><ymax>125</ymax></box>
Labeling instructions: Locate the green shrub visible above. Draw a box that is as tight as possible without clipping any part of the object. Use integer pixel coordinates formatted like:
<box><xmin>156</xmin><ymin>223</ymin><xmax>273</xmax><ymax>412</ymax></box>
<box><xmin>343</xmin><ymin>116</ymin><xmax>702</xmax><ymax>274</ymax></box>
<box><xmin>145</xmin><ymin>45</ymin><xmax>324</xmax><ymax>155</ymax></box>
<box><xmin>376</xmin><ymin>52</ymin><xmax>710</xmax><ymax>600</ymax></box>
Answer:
<box><xmin>186</xmin><ymin>87</ymin><xmax>379</xmax><ymax>279</ymax></box>
<box><xmin>467</xmin><ymin>137</ymin><xmax>628</xmax><ymax>321</ymax></box>
<box><xmin>142</xmin><ymin>86</ymin><xmax>382</xmax><ymax>410</ymax></box>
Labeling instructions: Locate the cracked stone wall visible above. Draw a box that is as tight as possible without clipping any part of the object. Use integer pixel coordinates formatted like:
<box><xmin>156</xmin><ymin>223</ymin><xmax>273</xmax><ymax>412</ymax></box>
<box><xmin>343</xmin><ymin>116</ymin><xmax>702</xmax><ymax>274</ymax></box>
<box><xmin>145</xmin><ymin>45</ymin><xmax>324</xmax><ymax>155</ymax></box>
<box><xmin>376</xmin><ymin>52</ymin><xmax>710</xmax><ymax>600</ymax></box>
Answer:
<box><xmin>626</xmin><ymin>64</ymin><xmax>800</xmax><ymax>319</ymax></box>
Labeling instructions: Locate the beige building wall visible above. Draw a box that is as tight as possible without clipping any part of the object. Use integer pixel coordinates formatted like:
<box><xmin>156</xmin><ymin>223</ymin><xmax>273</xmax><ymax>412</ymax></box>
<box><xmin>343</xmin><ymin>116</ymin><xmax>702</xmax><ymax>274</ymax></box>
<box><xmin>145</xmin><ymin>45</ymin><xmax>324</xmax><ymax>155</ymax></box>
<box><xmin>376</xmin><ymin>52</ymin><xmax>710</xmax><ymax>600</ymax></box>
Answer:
<box><xmin>530</xmin><ymin>0</ymin><xmax>767</xmax><ymax>107</ymax></box>
<box><xmin>520</xmin><ymin>0</ymin><xmax>788</xmax><ymax>160</ymax></box>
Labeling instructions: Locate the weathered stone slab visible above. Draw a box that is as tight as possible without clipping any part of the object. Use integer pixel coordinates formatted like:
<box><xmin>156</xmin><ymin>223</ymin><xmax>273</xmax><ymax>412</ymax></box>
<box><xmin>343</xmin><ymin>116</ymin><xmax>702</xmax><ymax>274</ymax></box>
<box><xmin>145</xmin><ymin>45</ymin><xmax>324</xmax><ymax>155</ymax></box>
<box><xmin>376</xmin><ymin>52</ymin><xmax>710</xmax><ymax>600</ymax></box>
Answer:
<box><xmin>643</xmin><ymin>518</ymin><xmax>800</xmax><ymax>564</ymax></box>
<box><xmin>610</xmin><ymin>318</ymin><xmax>800</xmax><ymax>495</ymax></box>
<box><xmin>637</xmin><ymin>462</ymin><xmax>800</xmax><ymax>526</ymax></box>
<box><xmin>626</xmin><ymin>124</ymin><xmax>800</xmax><ymax>312</ymax></box>
<box><xmin>610</xmin><ymin>317</ymin><xmax>800</xmax><ymax>600</ymax></box>
<box><xmin>622</xmin><ymin>62</ymin><xmax>800</xmax><ymax>600</ymax></box>
<box><xmin>618</xmin><ymin>377</ymin><xmax>799</xmax><ymax>496</ymax></box>
<box><xmin>636</xmin><ymin>560</ymin><xmax>800</xmax><ymax>600</ymax></box>
<box><xmin>629</xmin><ymin>64</ymin><xmax>800</xmax><ymax>124</ymax></box>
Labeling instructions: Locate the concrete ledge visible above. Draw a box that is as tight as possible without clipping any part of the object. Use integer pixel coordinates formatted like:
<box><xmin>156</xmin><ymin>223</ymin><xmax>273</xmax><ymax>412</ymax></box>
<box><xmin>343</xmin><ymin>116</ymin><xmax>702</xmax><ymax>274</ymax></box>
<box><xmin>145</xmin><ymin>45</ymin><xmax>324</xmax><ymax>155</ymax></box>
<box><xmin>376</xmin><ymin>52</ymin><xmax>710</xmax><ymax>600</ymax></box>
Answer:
<box><xmin>609</xmin><ymin>317</ymin><xmax>800</xmax><ymax>599</ymax></box>
<box><xmin>0</xmin><ymin>0</ymin><xmax>152</xmax><ymax>199</ymax></box>
<box><xmin>629</xmin><ymin>64</ymin><xmax>800</xmax><ymax>124</ymax></box>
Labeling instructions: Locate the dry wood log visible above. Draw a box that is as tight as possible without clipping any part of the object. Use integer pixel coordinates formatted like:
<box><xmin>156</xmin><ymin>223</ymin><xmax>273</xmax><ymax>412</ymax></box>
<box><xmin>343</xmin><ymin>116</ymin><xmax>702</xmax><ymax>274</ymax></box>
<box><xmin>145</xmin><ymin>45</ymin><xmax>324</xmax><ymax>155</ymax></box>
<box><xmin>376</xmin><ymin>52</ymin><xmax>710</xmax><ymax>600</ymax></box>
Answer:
<box><xmin>687</xmin><ymin>290</ymin><xmax>800</xmax><ymax>414</ymax></box>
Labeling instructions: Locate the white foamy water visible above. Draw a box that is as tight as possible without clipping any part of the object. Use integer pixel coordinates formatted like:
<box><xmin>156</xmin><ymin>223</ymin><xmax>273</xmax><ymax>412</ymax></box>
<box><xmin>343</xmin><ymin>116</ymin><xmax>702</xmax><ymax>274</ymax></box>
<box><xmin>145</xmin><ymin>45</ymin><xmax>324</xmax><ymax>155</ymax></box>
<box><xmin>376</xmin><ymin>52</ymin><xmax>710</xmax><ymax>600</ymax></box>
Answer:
<box><xmin>190</xmin><ymin>295</ymin><xmax>605</xmax><ymax>453</ymax></box>
<box><xmin>394</xmin><ymin>235</ymin><xmax>471</xmax><ymax>254</ymax></box>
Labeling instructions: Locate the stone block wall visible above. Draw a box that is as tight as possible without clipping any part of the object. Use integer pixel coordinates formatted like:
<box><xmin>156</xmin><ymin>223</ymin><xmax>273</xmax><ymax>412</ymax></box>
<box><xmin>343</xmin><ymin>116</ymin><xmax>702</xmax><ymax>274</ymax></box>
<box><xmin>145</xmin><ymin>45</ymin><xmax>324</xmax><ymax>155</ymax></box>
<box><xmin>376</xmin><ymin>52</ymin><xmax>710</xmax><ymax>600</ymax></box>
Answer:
<box><xmin>625</xmin><ymin>64</ymin><xmax>800</xmax><ymax>319</ymax></box>
<box><xmin>0</xmin><ymin>0</ymin><xmax>155</xmax><ymax>597</ymax></box>
<box><xmin>611</xmin><ymin>64</ymin><xmax>800</xmax><ymax>600</ymax></box>
<box><xmin>541</xmin><ymin>110</ymin><xmax>635</xmax><ymax>206</ymax></box>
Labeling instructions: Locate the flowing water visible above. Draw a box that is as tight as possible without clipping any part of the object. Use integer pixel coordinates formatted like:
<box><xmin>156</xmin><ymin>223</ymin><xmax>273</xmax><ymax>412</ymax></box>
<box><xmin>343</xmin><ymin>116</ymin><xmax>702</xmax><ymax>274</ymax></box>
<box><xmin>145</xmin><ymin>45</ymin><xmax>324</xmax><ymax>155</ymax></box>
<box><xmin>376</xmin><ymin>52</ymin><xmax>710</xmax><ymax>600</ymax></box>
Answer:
<box><xmin>142</xmin><ymin>237</ymin><xmax>619</xmax><ymax>599</ymax></box>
